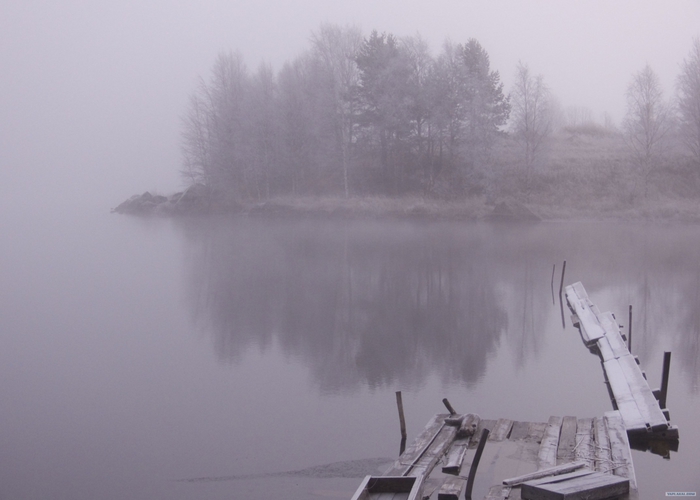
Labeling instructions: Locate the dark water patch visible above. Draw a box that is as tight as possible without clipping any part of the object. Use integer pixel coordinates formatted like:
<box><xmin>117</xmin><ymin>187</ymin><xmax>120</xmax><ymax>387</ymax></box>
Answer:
<box><xmin>179</xmin><ymin>457</ymin><xmax>394</xmax><ymax>482</ymax></box>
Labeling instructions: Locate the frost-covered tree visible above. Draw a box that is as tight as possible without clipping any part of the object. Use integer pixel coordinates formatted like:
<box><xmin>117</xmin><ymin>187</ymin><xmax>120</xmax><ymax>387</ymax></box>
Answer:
<box><xmin>677</xmin><ymin>37</ymin><xmax>700</xmax><ymax>166</ymax></box>
<box><xmin>510</xmin><ymin>62</ymin><xmax>551</xmax><ymax>174</ymax></box>
<box><xmin>624</xmin><ymin>64</ymin><xmax>672</xmax><ymax>196</ymax></box>
<box><xmin>310</xmin><ymin>24</ymin><xmax>363</xmax><ymax>197</ymax></box>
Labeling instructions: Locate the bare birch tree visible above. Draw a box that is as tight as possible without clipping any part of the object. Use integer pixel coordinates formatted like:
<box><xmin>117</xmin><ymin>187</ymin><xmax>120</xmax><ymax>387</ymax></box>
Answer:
<box><xmin>624</xmin><ymin>64</ymin><xmax>672</xmax><ymax>197</ymax></box>
<box><xmin>510</xmin><ymin>62</ymin><xmax>551</xmax><ymax>188</ymax></box>
<box><xmin>310</xmin><ymin>24</ymin><xmax>363</xmax><ymax>197</ymax></box>
<box><xmin>677</xmin><ymin>37</ymin><xmax>700</xmax><ymax>166</ymax></box>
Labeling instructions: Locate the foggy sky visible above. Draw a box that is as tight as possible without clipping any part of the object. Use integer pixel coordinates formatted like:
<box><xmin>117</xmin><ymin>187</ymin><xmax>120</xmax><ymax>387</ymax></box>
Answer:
<box><xmin>1</xmin><ymin>1</ymin><xmax>698</xmax><ymax>207</ymax></box>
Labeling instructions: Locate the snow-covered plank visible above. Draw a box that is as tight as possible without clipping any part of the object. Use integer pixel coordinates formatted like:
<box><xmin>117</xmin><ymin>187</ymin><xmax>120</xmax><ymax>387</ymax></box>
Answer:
<box><xmin>537</xmin><ymin>416</ymin><xmax>562</xmax><ymax>470</ymax></box>
<box><xmin>565</xmin><ymin>283</ymin><xmax>605</xmax><ymax>345</ymax></box>
<box><xmin>602</xmin><ymin>358</ymin><xmax>648</xmax><ymax>432</ymax></box>
<box><xmin>604</xmin><ymin>411</ymin><xmax>638</xmax><ymax>498</ymax></box>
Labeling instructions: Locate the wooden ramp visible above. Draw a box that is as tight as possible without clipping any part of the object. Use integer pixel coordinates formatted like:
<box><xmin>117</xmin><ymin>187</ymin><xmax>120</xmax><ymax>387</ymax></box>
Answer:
<box><xmin>352</xmin><ymin>411</ymin><xmax>638</xmax><ymax>500</ymax></box>
<box><xmin>565</xmin><ymin>282</ymin><xmax>678</xmax><ymax>440</ymax></box>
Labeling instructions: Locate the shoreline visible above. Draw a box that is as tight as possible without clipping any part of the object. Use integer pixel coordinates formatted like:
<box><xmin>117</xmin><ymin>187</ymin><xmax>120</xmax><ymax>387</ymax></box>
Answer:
<box><xmin>111</xmin><ymin>189</ymin><xmax>700</xmax><ymax>224</ymax></box>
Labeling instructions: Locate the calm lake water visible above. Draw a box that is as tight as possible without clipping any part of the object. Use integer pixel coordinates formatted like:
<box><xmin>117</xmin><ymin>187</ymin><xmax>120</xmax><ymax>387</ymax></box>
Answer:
<box><xmin>1</xmin><ymin>207</ymin><xmax>699</xmax><ymax>499</ymax></box>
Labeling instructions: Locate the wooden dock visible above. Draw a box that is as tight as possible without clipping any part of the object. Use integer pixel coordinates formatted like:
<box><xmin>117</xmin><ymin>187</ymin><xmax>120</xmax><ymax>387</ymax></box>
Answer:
<box><xmin>565</xmin><ymin>282</ymin><xmax>679</xmax><ymax>441</ymax></box>
<box><xmin>353</xmin><ymin>410</ymin><xmax>638</xmax><ymax>499</ymax></box>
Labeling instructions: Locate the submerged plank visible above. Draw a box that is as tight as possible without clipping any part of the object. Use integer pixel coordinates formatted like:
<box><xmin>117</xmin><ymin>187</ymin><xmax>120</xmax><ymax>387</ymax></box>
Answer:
<box><xmin>438</xmin><ymin>476</ymin><xmax>464</xmax><ymax>500</ymax></box>
<box><xmin>509</xmin><ymin>421</ymin><xmax>532</xmax><ymax>441</ymax></box>
<box><xmin>490</xmin><ymin>418</ymin><xmax>514</xmax><ymax>442</ymax></box>
<box><xmin>527</xmin><ymin>422</ymin><xmax>548</xmax><ymax>444</ymax></box>
<box><xmin>537</xmin><ymin>416</ymin><xmax>562</xmax><ymax>470</ymax></box>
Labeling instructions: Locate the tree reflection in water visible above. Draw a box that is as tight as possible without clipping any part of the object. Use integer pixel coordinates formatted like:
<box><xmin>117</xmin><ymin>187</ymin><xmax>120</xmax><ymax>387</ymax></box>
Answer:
<box><xmin>179</xmin><ymin>217</ymin><xmax>700</xmax><ymax>394</ymax></box>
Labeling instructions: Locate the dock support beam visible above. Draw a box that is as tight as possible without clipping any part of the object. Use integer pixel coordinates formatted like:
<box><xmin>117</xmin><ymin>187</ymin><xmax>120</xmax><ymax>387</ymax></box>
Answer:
<box><xmin>658</xmin><ymin>351</ymin><xmax>671</xmax><ymax>410</ymax></box>
<box><xmin>628</xmin><ymin>305</ymin><xmax>633</xmax><ymax>352</ymax></box>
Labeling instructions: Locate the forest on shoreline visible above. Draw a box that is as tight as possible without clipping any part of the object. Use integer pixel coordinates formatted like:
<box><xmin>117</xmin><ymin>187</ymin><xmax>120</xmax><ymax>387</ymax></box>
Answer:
<box><xmin>117</xmin><ymin>25</ymin><xmax>700</xmax><ymax>220</ymax></box>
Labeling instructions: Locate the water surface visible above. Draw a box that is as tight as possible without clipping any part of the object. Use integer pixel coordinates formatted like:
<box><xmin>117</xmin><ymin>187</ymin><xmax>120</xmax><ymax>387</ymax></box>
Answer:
<box><xmin>1</xmin><ymin>210</ymin><xmax>698</xmax><ymax>498</ymax></box>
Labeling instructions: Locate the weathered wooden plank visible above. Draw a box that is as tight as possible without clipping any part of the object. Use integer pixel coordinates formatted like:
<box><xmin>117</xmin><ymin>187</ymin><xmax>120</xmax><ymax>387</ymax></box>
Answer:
<box><xmin>556</xmin><ymin>416</ymin><xmax>578</xmax><ymax>465</ymax></box>
<box><xmin>595</xmin><ymin>335</ymin><xmax>615</xmax><ymax>362</ymax></box>
<box><xmin>469</xmin><ymin>419</ymin><xmax>496</xmax><ymax>449</ymax></box>
<box><xmin>522</xmin><ymin>472</ymin><xmax>629</xmax><ymax>500</ymax></box>
<box><xmin>519</xmin><ymin>469</ymin><xmax>595</xmax><ymax>487</ymax></box>
<box><xmin>599</xmin><ymin>311</ymin><xmax>628</xmax><ymax>359</ymax></box>
<box><xmin>490</xmin><ymin>418</ymin><xmax>514</xmax><ymax>442</ymax></box>
<box><xmin>592</xmin><ymin>417</ymin><xmax>611</xmax><ymax>474</ymax></box>
<box><xmin>537</xmin><ymin>416</ymin><xmax>562</xmax><ymax>470</ymax></box>
<box><xmin>616</xmin><ymin>353</ymin><xmax>668</xmax><ymax>430</ymax></box>
<box><xmin>565</xmin><ymin>283</ymin><xmax>605</xmax><ymax>345</ymax></box>
<box><xmin>406</xmin><ymin>423</ymin><xmax>458</xmax><ymax>478</ymax></box>
<box><xmin>509</xmin><ymin>421</ymin><xmax>532</xmax><ymax>441</ymax></box>
<box><xmin>442</xmin><ymin>439</ymin><xmax>468</xmax><ymax>474</ymax></box>
<box><xmin>384</xmin><ymin>414</ymin><xmax>446</xmax><ymax>476</ymax></box>
<box><xmin>437</xmin><ymin>476</ymin><xmax>464</xmax><ymax>500</ymax></box>
<box><xmin>527</xmin><ymin>422</ymin><xmax>548</xmax><ymax>444</ymax></box>
<box><xmin>574</xmin><ymin>418</ymin><xmax>595</xmax><ymax>470</ymax></box>
<box><xmin>503</xmin><ymin>461</ymin><xmax>588</xmax><ymax>486</ymax></box>
<box><xmin>604</xmin><ymin>411</ymin><xmax>638</xmax><ymax>497</ymax></box>
<box><xmin>602</xmin><ymin>359</ymin><xmax>648</xmax><ymax>432</ymax></box>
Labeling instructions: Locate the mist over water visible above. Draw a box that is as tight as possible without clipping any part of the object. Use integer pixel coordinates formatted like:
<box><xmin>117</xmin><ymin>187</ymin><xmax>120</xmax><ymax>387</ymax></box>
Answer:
<box><xmin>2</xmin><ymin>207</ymin><xmax>699</xmax><ymax>499</ymax></box>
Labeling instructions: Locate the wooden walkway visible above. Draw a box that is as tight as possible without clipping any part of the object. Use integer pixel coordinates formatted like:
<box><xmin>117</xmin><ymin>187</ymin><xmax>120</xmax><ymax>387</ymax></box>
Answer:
<box><xmin>361</xmin><ymin>410</ymin><xmax>638</xmax><ymax>500</ymax></box>
<box><xmin>565</xmin><ymin>282</ymin><xmax>678</xmax><ymax>440</ymax></box>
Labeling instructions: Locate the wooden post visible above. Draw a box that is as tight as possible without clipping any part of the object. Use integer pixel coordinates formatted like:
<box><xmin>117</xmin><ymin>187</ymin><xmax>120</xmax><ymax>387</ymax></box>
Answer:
<box><xmin>551</xmin><ymin>264</ymin><xmax>556</xmax><ymax>305</ymax></box>
<box><xmin>628</xmin><ymin>305</ymin><xmax>633</xmax><ymax>352</ymax></box>
<box><xmin>659</xmin><ymin>352</ymin><xmax>671</xmax><ymax>409</ymax></box>
<box><xmin>465</xmin><ymin>428</ymin><xmax>490</xmax><ymax>500</ymax></box>
<box><xmin>558</xmin><ymin>260</ymin><xmax>567</xmax><ymax>297</ymax></box>
<box><xmin>442</xmin><ymin>398</ymin><xmax>457</xmax><ymax>416</ymax></box>
<box><xmin>396</xmin><ymin>391</ymin><xmax>407</xmax><ymax>454</ymax></box>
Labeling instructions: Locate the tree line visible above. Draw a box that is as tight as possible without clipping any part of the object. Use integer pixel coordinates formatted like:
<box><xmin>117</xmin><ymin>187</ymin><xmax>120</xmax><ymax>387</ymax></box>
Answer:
<box><xmin>181</xmin><ymin>26</ymin><xmax>700</xmax><ymax>202</ymax></box>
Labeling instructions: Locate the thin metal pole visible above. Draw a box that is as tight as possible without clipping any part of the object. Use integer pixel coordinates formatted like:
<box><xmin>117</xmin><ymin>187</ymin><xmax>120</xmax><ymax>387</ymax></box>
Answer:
<box><xmin>465</xmin><ymin>428</ymin><xmax>490</xmax><ymax>500</ymax></box>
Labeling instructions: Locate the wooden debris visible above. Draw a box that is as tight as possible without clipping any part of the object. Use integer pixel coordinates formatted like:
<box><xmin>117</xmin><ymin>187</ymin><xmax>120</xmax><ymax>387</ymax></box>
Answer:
<box><xmin>503</xmin><ymin>461</ymin><xmax>588</xmax><ymax>486</ymax></box>
<box><xmin>442</xmin><ymin>439</ymin><xmax>468</xmax><ymax>475</ymax></box>
<box><xmin>457</xmin><ymin>414</ymin><xmax>480</xmax><ymax>439</ymax></box>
